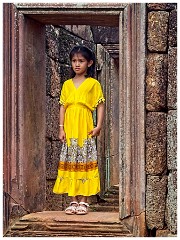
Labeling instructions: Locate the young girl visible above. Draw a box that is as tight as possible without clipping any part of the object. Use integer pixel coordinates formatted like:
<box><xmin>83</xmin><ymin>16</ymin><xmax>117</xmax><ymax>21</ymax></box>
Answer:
<box><xmin>53</xmin><ymin>45</ymin><xmax>105</xmax><ymax>215</ymax></box>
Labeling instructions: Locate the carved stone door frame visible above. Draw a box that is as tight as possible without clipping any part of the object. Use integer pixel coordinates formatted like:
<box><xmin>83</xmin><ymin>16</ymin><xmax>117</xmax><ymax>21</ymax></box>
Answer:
<box><xmin>119</xmin><ymin>4</ymin><xmax>146</xmax><ymax>235</ymax></box>
<box><xmin>3</xmin><ymin>3</ymin><xmax>146</xmax><ymax>236</ymax></box>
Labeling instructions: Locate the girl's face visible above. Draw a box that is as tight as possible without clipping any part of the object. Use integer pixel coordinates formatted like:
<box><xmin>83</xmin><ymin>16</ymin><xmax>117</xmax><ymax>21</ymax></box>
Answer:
<box><xmin>71</xmin><ymin>53</ymin><xmax>93</xmax><ymax>77</ymax></box>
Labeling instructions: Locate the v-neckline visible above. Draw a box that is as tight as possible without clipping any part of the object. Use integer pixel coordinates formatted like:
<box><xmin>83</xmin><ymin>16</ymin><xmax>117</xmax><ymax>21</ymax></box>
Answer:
<box><xmin>71</xmin><ymin>78</ymin><xmax>88</xmax><ymax>90</ymax></box>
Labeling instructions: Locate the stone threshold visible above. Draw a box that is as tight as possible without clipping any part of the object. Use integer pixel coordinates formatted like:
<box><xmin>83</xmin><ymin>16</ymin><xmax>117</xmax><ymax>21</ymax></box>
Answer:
<box><xmin>6</xmin><ymin>211</ymin><xmax>133</xmax><ymax>237</ymax></box>
<box><xmin>20</xmin><ymin>211</ymin><xmax>121</xmax><ymax>223</ymax></box>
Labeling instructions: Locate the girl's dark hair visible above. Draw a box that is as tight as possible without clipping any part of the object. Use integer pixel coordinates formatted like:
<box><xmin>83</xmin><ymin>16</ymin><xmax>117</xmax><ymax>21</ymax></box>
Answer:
<box><xmin>69</xmin><ymin>45</ymin><xmax>96</xmax><ymax>78</ymax></box>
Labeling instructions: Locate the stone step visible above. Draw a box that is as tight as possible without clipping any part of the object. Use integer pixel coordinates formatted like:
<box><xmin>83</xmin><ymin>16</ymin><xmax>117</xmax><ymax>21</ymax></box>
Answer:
<box><xmin>109</xmin><ymin>184</ymin><xmax>119</xmax><ymax>191</ymax></box>
<box><xmin>7</xmin><ymin>223</ymin><xmax>131</xmax><ymax>237</ymax></box>
<box><xmin>7</xmin><ymin>230</ymin><xmax>132</xmax><ymax>237</ymax></box>
<box><xmin>5</xmin><ymin>211</ymin><xmax>132</xmax><ymax>237</ymax></box>
<box><xmin>10</xmin><ymin>222</ymin><xmax>129</xmax><ymax>232</ymax></box>
<box><xmin>106</xmin><ymin>188</ymin><xmax>119</xmax><ymax>195</ymax></box>
<box><xmin>104</xmin><ymin>193</ymin><xmax>119</xmax><ymax>199</ymax></box>
<box><xmin>89</xmin><ymin>185</ymin><xmax>119</xmax><ymax>211</ymax></box>
<box><xmin>98</xmin><ymin>198</ymin><xmax>119</xmax><ymax>205</ymax></box>
<box><xmin>93</xmin><ymin>197</ymin><xmax>119</xmax><ymax>206</ymax></box>
<box><xmin>90</xmin><ymin>204</ymin><xmax>119</xmax><ymax>212</ymax></box>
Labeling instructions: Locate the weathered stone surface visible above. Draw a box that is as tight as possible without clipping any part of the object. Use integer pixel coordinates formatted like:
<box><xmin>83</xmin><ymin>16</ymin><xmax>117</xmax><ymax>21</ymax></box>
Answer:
<box><xmin>45</xmin><ymin>181</ymin><xmax>64</xmax><ymax>211</ymax></box>
<box><xmin>46</xmin><ymin>26</ymin><xmax>95</xmax><ymax>65</ymax></box>
<box><xmin>46</xmin><ymin>96</ymin><xmax>52</xmax><ymax>138</ymax></box>
<box><xmin>46</xmin><ymin>141</ymin><xmax>61</xmax><ymax>179</ymax></box>
<box><xmin>46</xmin><ymin>138</ymin><xmax>52</xmax><ymax>168</ymax></box>
<box><xmin>58</xmin><ymin>27</ymin><xmax>95</xmax><ymax>65</ymax></box>
<box><xmin>167</xmin><ymin>110</ymin><xmax>177</xmax><ymax>170</ymax></box>
<box><xmin>55</xmin><ymin>28</ymin><xmax>71</xmax><ymax>65</ymax></box>
<box><xmin>147</xmin><ymin>3</ymin><xmax>176</xmax><ymax>11</ymax></box>
<box><xmin>146</xmin><ymin>112</ymin><xmax>167</xmax><ymax>175</ymax></box>
<box><xmin>10</xmin><ymin>204</ymin><xmax>28</xmax><ymax>222</ymax></box>
<box><xmin>146</xmin><ymin>112</ymin><xmax>166</xmax><ymax>140</ymax></box>
<box><xmin>156</xmin><ymin>229</ymin><xmax>176</xmax><ymax>237</ymax></box>
<box><xmin>122</xmin><ymin>212</ymin><xmax>147</xmax><ymax>237</ymax></box>
<box><xmin>146</xmin><ymin>53</ymin><xmax>168</xmax><ymax>111</ymax></box>
<box><xmin>147</xmin><ymin>11</ymin><xmax>169</xmax><ymax>52</ymax></box>
<box><xmin>165</xmin><ymin>171</ymin><xmax>177</xmax><ymax>234</ymax></box>
<box><xmin>46</xmin><ymin>57</ymin><xmax>71</xmax><ymax>96</ymax></box>
<box><xmin>169</xmin><ymin>10</ymin><xmax>177</xmax><ymax>47</ymax></box>
<box><xmin>62</xmin><ymin>25</ymin><xmax>94</xmax><ymax>42</ymax></box>
<box><xmin>46</xmin><ymin>96</ymin><xmax>59</xmax><ymax>140</ymax></box>
<box><xmin>146</xmin><ymin>175</ymin><xmax>168</xmax><ymax>229</ymax></box>
<box><xmin>46</xmin><ymin>57</ymin><xmax>61</xmax><ymax>97</ymax></box>
<box><xmin>46</xmin><ymin>25</ymin><xmax>60</xmax><ymax>60</ymax></box>
<box><xmin>52</xmin><ymin>141</ymin><xmax>61</xmax><ymax>165</ymax></box>
<box><xmin>6</xmin><ymin>212</ymin><xmax>133</xmax><ymax>237</ymax></box>
<box><xmin>146</xmin><ymin>140</ymin><xmax>166</xmax><ymax>175</ymax></box>
<box><xmin>59</xmin><ymin>64</ymin><xmax>71</xmax><ymax>83</ymax></box>
<box><xmin>91</xmin><ymin>26</ymin><xmax>119</xmax><ymax>44</ymax></box>
<box><xmin>168</xmin><ymin>47</ymin><xmax>177</xmax><ymax>109</ymax></box>
<box><xmin>50</xmin><ymin>98</ymin><xmax>59</xmax><ymax>140</ymax></box>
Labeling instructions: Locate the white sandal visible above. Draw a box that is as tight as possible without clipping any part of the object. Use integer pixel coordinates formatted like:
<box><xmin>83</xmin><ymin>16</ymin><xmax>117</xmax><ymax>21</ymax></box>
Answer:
<box><xmin>65</xmin><ymin>201</ymin><xmax>78</xmax><ymax>215</ymax></box>
<box><xmin>76</xmin><ymin>202</ymin><xmax>89</xmax><ymax>215</ymax></box>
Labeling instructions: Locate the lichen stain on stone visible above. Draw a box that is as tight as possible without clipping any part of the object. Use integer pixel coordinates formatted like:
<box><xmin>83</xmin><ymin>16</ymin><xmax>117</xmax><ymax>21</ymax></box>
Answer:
<box><xmin>147</xmin><ymin>77</ymin><xmax>156</xmax><ymax>87</ymax></box>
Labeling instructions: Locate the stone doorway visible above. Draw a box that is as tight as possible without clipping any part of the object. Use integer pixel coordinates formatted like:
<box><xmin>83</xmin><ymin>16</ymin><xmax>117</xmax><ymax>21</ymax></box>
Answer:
<box><xmin>4</xmin><ymin>3</ymin><xmax>146</xmax><ymax>236</ymax></box>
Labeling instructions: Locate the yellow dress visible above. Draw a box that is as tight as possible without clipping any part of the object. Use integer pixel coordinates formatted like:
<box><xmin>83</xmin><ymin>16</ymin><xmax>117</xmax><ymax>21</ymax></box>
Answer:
<box><xmin>53</xmin><ymin>77</ymin><xmax>105</xmax><ymax>197</ymax></box>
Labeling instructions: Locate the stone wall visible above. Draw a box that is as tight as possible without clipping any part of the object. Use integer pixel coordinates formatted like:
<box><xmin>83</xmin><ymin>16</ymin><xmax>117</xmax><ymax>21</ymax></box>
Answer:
<box><xmin>145</xmin><ymin>3</ymin><xmax>177</xmax><ymax>236</ymax></box>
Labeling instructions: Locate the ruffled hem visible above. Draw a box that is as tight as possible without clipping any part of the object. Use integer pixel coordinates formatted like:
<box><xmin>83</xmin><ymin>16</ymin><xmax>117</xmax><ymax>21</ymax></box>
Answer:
<box><xmin>53</xmin><ymin>170</ymin><xmax>100</xmax><ymax>196</ymax></box>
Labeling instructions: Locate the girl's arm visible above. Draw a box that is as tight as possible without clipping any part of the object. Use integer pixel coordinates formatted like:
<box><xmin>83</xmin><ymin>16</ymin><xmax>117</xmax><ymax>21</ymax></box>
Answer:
<box><xmin>96</xmin><ymin>102</ymin><xmax>105</xmax><ymax>130</ymax></box>
<box><xmin>89</xmin><ymin>102</ymin><xmax>105</xmax><ymax>137</ymax></box>
<box><xmin>59</xmin><ymin>105</ymin><xmax>66</xmax><ymax>142</ymax></box>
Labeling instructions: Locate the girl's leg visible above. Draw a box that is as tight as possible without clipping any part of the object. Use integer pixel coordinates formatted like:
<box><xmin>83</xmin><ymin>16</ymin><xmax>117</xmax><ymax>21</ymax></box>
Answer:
<box><xmin>72</xmin><ymin>196</ymin><xmax>78</xmax><ymax>203</ymax></box>
<box><xmin>76</xmin><ymin>196</ymin><xmax>89</xmax><ymax>215</ymax></box>
<box><xmin>79</xmin><ymin>196</ymin><xmax>87</xmax><ymax>203</ymax></box>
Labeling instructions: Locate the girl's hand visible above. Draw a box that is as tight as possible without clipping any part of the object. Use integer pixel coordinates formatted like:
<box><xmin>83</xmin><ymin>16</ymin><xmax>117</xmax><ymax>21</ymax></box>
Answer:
<box><xmin>88</xmin><ymin>126</ymin><xmax>101</xmax><ymax>137</ymax></box>
<box><xmin>59</xmin><ymin>129</ymin><xmax>66</xmax><ymax>143</ymax></box>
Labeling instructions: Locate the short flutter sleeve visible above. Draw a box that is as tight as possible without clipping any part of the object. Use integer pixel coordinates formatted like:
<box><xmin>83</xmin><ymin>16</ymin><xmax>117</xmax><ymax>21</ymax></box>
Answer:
<box><xmin>59</xmin><ymin>82</ymin><xmax>66</xmax><ymax>105</ymax></box>
<box><xmin>92</xmin><ymin>81</ymin><xmax>105</xmax><ymax>109</ymax></box>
